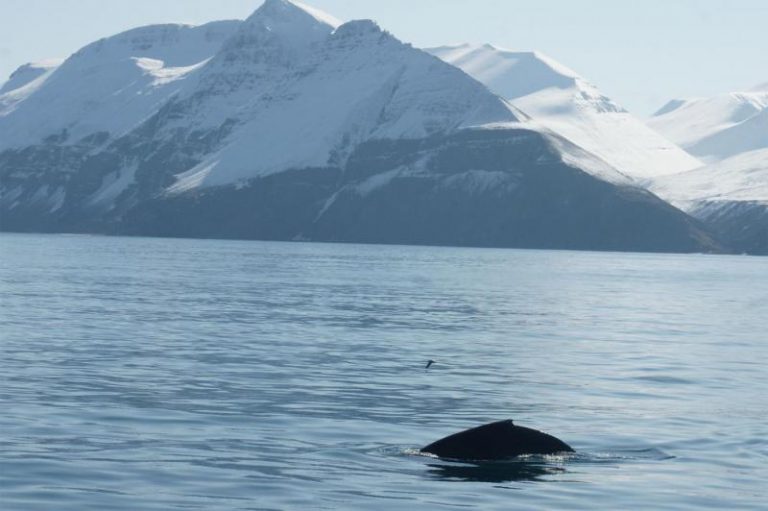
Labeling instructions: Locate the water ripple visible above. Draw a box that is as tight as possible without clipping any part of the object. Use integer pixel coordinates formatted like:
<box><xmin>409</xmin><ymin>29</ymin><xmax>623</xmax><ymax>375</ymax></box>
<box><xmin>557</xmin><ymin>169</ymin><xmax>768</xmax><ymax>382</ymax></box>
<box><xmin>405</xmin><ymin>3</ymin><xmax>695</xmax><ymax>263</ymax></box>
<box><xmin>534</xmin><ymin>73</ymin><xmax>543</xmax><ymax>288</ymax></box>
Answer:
<box><xmin>1</xmin><ymin>234</ymin><xmax>767</xmax><ymax>510</ymax></box>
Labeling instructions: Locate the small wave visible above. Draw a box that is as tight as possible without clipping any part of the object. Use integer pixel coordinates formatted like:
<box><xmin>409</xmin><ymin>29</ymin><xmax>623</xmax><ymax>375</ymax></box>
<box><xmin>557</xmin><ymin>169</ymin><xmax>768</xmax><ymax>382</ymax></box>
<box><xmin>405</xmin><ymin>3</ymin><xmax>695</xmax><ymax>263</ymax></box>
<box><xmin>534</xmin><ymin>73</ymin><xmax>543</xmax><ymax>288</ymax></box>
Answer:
<box><xmin>575</xmin><ymin>447</ymin><xmax>675</xmax><ymax>463</ymax></box>
<box><xmin>384</xmin><ymin>444</ymin><xmax>673</xmax><ymax>483</ymax></box>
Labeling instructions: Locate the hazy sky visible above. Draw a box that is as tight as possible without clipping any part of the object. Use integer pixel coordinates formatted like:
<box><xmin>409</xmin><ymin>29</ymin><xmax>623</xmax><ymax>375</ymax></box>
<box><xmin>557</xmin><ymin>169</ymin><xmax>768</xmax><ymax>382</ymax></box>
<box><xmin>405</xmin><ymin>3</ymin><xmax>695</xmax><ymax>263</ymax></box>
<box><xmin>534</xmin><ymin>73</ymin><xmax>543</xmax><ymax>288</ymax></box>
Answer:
<box><xmin>1</xmin><ymin>0</ymin><xmax>765</xmax><ymax>116</ymax></box>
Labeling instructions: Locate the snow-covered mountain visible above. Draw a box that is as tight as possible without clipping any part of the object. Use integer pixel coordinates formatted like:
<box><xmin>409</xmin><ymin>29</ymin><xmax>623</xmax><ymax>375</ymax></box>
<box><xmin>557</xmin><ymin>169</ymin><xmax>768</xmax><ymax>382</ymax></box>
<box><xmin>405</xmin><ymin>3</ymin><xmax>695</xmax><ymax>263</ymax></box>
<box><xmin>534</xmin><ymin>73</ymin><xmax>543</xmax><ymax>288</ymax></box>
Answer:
<box><xmin>652</xmin><ymin>148</ymin><xmax>768</xmax><ymax>207</ymax></box>
<box><xmin>428</xmin><ymin>45</ymin><xmax>765</xmax><ymax>253</ymax></box>
<box><xmin>426</xmin><ymin>44</ymin><xmax>703</xmax><ymax>180</ymax></box>
<box><xmin>0</xmin><ymin>59</ymin><xmax>62</xmax><ymax>95</ymax></box>
<box><xmin>650</xmin><ymin>148</ymin><xmax>768</xmax><ymax>254</ymax></box>
<box><xmin>646</xmin><ymin>84</ymin><xmax>768</xmax><ymax>253</ymax></box>
<box><xmin>0</xmin><ymin>20</ymin><xmax>241</xmax><ymax>153</ymax></box>
<box><xmin>164</xmin><ymin>3</ymin><xmax>528</xmax><ymax>190</ymax></box>
<box><xmin>0</xmin><ymin>0</ymin><xmax>720</xmax><ymax>253</ymax></box>
<box><xmin>649</xmin><ymin>85</ymin><xmax>768</xmax><ymax>163</ymax></box>
<box><xmin>0</xmin><ymin>59</ymin><xmax>63</xmax><ymax>116</ymax></box>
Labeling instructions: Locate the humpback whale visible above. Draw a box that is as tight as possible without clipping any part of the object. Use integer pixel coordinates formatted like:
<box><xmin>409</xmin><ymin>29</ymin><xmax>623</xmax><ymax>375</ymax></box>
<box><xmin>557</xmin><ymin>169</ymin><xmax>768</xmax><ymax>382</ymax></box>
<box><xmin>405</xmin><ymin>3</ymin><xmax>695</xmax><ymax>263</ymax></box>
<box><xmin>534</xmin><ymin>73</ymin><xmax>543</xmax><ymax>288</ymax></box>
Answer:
<box><xmin>421</xmin><ymin>420</ymin><xmax>574</xmax><ymax>460</ymax></box>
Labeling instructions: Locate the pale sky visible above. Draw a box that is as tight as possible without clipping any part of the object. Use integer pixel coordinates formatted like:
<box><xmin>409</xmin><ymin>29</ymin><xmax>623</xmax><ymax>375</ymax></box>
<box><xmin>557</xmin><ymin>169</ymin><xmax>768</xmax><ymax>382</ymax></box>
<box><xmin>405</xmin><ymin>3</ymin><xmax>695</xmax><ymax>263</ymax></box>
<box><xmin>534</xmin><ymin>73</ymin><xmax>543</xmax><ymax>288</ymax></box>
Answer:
<box><xmin>1</xmin><ymin>0</ymin><xmax>765</xmax><ymax>116</ymax></box>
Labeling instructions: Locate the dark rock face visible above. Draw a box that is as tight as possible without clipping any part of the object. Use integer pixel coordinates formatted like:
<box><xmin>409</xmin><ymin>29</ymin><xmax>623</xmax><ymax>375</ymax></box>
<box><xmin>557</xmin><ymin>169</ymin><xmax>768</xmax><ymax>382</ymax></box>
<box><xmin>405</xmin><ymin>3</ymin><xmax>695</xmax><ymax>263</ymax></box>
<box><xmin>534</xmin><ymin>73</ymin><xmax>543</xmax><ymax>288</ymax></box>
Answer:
<box><xmin>421</xmin><ymin>420</ymin><xmax>574</xmax><ymax>460</ymax></box>
<box><xmin>0</xmin><ymin>112</ymin><xmax>238</xmax><ymax>235</ymax></box>
<box><xmin>113</xmin><ymin>129</ymin><xmax>723</xmax><ymax>254</ymax></box>
<box><xmin>311</xmin><ymin>131</ymin><xmax>721</xmax><ymax>253</ymax></box>
<box><xmin>1</xmin><ymin>128</ymin><xmax>724</xmax><ymax>254</ymax></box>
<box><xmin>118</xmin><ymin>167</ymin><xmax>341</xmax><ymax>240</ymax></box>
<box><xmin>691</xmin><ymin>201</ymin><xmax>768</xmax><ymax>255</ymax></box>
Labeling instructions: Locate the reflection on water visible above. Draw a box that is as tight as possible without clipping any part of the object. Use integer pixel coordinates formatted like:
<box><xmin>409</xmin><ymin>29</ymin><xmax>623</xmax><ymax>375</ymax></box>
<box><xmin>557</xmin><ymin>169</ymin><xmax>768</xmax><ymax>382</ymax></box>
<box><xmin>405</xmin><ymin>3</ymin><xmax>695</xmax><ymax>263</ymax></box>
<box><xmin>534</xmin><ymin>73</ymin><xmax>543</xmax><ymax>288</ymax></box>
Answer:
<box><xmin>427</xmin><ymin>460</ymin><xmax>566</xmax><ymax>483</ymax></box>
<box><xmin>421</xmin><ymin>450</ymin><xmax>667</xmax><ymax>483</ymax></box>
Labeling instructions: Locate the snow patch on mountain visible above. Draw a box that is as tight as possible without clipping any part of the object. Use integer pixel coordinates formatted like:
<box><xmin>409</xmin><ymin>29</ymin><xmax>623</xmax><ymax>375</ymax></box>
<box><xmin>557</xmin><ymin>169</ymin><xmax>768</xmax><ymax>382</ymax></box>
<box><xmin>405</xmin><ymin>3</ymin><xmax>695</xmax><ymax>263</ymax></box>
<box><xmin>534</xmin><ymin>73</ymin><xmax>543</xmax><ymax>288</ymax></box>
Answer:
<box><xmin>48</xmin><ymin>186</ymin><xmax>66</xmax><ymax>212</ymax></box>
<box><xmin>427</xmin><ymin>44</ymin><xmax>703</xmax><ymax>180</ymax></box>
<box><xmin>354</xmin><ymin>167</ymin><xmax>411</xmax><ymax>196</ymax></box>
<box><xmin>143</xmin><ymin>57</ymin><xmax>213</xmax><ymax>86</ymax></box>
<box><xmin>87</xmin><ymin>166</ymin><xmax>139</xmax><ymax>208</ymax></box>
<box><xmin>168</xmin><ymin>160</ymin><xmax>220</xmax><ymax>194</ymax></box>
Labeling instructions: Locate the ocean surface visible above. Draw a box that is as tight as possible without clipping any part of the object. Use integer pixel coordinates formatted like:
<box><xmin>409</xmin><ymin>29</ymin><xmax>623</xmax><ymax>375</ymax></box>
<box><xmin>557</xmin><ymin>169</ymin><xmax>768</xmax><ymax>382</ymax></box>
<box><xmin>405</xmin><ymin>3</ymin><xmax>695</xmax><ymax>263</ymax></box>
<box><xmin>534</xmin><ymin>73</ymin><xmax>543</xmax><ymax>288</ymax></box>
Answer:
<box><xmin>1</xmin><ymin>233</ymin><xmax>766</xmax><ymax>510</ymax></box>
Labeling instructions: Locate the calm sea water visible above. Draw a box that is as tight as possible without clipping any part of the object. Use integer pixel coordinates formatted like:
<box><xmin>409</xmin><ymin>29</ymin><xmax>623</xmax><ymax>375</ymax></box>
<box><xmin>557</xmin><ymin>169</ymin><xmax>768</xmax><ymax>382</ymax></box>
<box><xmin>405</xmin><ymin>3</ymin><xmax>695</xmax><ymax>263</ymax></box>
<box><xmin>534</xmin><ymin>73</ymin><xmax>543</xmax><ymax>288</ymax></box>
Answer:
<box><xmin>1</xmin><ymin>233</ymin><xmax>766</xmax><ymax>510</ymax></box>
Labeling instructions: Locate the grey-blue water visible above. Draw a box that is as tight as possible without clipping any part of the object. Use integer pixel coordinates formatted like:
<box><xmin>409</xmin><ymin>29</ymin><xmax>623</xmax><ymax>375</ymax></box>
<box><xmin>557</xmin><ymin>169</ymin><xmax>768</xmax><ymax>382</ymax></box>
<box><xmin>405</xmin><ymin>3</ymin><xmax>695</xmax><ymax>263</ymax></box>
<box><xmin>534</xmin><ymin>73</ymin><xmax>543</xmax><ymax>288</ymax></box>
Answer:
<box><xmin>1</xmin><ymin>233</ymin><xmax>766</xmax><ymax>510</ymax></box>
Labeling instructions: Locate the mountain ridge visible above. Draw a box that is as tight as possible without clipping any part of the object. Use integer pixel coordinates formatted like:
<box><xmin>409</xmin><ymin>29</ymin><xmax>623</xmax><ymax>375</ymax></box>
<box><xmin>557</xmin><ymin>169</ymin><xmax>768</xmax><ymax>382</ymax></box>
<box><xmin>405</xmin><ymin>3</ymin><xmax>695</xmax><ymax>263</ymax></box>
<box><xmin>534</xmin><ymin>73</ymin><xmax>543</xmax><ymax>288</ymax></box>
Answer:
<box><xmin>648</xmin><ymin>84</ymin><xmax>768</xmax><ymax>254</ymax></box>
<box><xmin>426</xmin><ymin>44</ymin><xmax>703</xmax><ymax>181</ymax></box>
<box><xmin>649</xmin><ymin>85</ymin><xmax>768</xmax><ymax>162</ymax></box>
<box><xmin>0</xmin><ymin>1</ymin><xmax>725</xmax><ymax>254</ymax></box>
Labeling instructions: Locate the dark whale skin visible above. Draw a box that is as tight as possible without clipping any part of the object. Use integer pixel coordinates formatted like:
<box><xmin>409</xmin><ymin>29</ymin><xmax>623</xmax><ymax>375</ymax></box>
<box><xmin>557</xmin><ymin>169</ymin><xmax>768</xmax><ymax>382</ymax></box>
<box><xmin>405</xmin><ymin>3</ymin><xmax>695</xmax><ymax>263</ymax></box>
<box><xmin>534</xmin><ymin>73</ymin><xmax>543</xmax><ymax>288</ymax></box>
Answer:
<box><xmin>421</xmin><ymin>420</ymin><xmax>574</xmax><ymax>460</ymax></box>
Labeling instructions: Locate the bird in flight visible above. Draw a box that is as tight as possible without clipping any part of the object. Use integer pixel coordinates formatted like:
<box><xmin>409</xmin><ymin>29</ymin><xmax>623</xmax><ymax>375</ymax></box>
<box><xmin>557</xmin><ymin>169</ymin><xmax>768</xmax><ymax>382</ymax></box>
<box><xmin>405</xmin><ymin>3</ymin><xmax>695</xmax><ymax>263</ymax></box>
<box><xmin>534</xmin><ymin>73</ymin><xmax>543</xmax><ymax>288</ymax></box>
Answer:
<box><xmin>425</xmin><ymin>360</ymin><xmax>436</xmax><ymax>370</ymax></box>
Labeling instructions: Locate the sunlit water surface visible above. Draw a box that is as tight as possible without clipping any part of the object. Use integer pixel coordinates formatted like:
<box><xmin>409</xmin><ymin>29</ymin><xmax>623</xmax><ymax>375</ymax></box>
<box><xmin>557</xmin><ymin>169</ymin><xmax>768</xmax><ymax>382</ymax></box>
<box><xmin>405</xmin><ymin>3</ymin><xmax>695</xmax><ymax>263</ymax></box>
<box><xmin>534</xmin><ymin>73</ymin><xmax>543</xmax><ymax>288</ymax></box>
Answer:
<box><xmin>1</xmin><ymin>233</ymin><xmax>766</xmax><ymax>510</ymax></box>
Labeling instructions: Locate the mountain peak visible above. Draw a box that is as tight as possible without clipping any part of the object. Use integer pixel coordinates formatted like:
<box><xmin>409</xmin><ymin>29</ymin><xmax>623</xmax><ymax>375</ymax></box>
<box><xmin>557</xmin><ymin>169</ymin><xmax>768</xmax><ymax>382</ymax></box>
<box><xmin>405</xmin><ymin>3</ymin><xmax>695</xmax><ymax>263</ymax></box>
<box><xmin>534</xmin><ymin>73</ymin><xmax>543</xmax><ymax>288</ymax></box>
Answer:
<box><xmin>332</xmin><ymin>19</ymin><xmax>386</xmax><ymax>40</ymax></box>
<box><xmin>250</xmin><ymin>0</ymin><xmax>341</xmax><ymax>29</ymax></box>
<box><xmin>231</xmin><ymin>0</ymin><xmax>340</xmax><ymax>56</ymax></box>
<box><xmin>1</xmin><ymin>59</ymin><xmax>62</xmax><ymax>95</ymax></box>
<box><xmin>426</xmin><ymin>43</ymin><xmax>702</xmax><ymax>178</ymax></box>
<box><xmin>68</xmin><ymin>21</ymin><xmax>241</xmax><ymax>68</ymax></box>
<box><xmin>426</xmin><ymin>44</ymin><xmax>580</xmax><ymax>100</ymax></box>
<box><xmin>653</xmin><ymin>98</ymin><xmax>687</xmax><ymax>117</ymax></box>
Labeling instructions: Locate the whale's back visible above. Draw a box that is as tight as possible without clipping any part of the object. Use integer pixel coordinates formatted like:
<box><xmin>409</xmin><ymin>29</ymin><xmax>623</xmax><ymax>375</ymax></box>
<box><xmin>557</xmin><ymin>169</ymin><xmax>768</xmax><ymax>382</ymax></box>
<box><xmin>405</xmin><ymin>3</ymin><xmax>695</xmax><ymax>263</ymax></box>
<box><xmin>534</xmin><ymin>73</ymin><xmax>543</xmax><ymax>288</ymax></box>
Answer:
<box><xmin>421</xmin><ymin>420</ymin><xmax>574</xmax><ymax>460</ymax></box>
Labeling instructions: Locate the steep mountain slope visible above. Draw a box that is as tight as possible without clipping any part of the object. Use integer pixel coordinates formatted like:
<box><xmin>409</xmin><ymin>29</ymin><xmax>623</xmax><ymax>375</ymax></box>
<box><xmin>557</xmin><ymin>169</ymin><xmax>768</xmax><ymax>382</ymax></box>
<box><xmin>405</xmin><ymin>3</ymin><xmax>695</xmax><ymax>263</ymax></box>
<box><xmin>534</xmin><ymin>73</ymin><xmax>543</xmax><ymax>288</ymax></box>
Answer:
<box><xmin>164</xmin><ymin>3</ymin><xmax>523</xmax><ymax>190</ymax></box>
<box><xmin>0</xmin><ymin>59</ymin><xmax>62</xmax><ymax>95</ymax></box>
<box><xmin>0</xmin><ymin>20</ymin><xmax>241</xmax><ymax>153</ymax></box>
<box><xmin>651</xmin><ymin>148</ymin><xmax>768</xmax><ymax>254</ymax></box>
<box><xmin>649</xmin><ymin>86</ymin><xmax>768</xmax><ymax>162</ymax></box>
<box><xmin>652</xmin><ymin>148</ymin><xmax>768</xmax><ymax>206</ymax></box>
<box><xmin>0</xmin><ymin>59</ymin><xmax>63</xmax><ymax>115</ymax></box>
<box><xmin>118</xmin><ymin>126</ymin><xmax>717</xmax><ymax>253</ymax></box>
<box><xmin>0</xmin><ymin>0</ymin><xmax>721</xmax><ymax>253</ymax></box>
<box><xmin>427</xmin><ymin>44</ymin><xmax>703</xmax><ymax>180</ymax></box>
